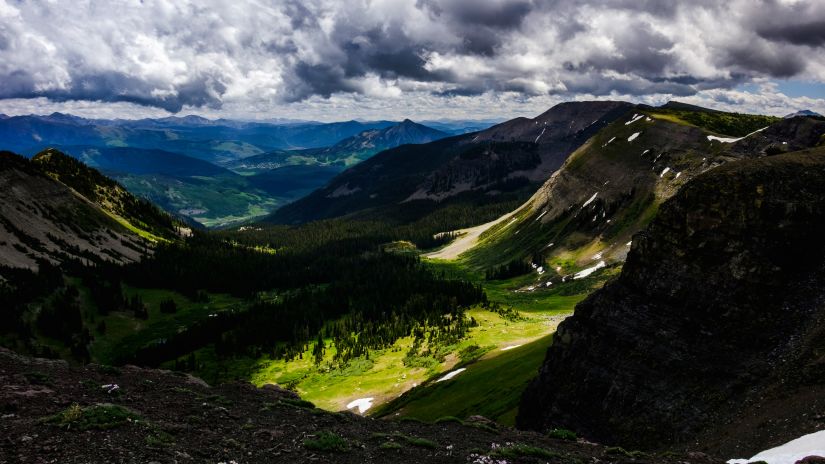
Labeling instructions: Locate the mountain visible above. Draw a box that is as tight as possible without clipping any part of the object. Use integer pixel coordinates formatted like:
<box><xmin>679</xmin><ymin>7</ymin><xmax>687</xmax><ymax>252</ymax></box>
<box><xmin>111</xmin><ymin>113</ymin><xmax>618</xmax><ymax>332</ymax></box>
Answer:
<box><xmin>62</xmin><ymin>146</ymin><xmax>229</xmax><ymax>177</ymax></box>
<box><xmin>420</xmin><ymin>119</ymin><xmax>502</xmax><ymax>135</ymax></box>
<box><xmin>0</xmin><ymin>113</ymin><xmax>397</xmax><ymax>165</ymax></box>
<box><xmin>229</xmin><ymin>119</ymin><xmax>448</xmax><ymax>172</ymax></box>
<box><xmin>269</xmin><ymin>101</ymin><xmax>634</xmax><ymax>225</ymax></box>
<box><xmin>455</xmin><ymin>106</ymin><xmax>819</xmax><ymax>275</ymax></box>
<box><xmin>0</xmin><ymin>149</ymin><xmax>178</xmax><ymax>270</ymax></box>
<box><xmin>518</xmin><ymin>147</ymin><xmax>825</xmax><ymax>457</ymax></box>
<box><xmin>785</xmin><ymin>109</ymin><xmax>823</xmax><ymax>118</ymax></box>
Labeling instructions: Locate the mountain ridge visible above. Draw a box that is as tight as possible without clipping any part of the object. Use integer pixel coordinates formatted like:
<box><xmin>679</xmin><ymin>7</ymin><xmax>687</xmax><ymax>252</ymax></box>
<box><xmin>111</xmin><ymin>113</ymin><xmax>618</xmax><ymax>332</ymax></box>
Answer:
<box><xmin>517</xmin><ymin>147</ymin><xmax>825</xmax><ymax>457</ymax></box>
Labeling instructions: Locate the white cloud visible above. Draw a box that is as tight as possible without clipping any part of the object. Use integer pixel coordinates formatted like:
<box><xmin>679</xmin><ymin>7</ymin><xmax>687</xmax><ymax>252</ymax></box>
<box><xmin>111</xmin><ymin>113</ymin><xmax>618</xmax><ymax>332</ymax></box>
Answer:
<box><xmin>0</xmin><ymin>0</ymin><xmax>822</xmax><ymax>119</ymax></box>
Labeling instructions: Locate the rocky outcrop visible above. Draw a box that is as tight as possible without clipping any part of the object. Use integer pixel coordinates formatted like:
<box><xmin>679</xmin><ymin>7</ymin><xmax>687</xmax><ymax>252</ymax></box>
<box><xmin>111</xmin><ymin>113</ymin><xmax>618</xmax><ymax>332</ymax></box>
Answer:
<box><xmin>518</xmin><ymin>148</ymin><xmax>825</xmax><ymax>456</ymax></box>
<box><xmin>0</xmin><ymin>347</ymin><xmax>724</xmax><ymax>463</ymax></box>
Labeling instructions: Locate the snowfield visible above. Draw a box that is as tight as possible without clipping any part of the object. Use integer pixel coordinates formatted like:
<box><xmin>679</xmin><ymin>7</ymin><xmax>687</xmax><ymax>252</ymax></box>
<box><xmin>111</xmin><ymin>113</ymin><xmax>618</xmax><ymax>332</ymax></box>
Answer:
<box><xmin>728</xmin><ymin>430</ymin><xmax>825</xmax><ymax>464</ymax></box>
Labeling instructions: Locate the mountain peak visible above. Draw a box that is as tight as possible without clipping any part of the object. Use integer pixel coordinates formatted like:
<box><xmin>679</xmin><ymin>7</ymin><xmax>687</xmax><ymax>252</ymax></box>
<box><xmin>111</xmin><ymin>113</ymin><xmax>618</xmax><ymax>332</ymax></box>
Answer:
<box><xmin>784</xmin><ymin>109</ymin><xmax>823</xmax><ymax>119</ymax></box>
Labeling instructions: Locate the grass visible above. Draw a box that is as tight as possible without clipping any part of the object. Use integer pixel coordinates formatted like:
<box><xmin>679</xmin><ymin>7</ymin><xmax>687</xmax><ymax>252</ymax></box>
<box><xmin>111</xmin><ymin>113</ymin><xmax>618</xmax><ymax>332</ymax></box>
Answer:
<box><xmin>82</xmin><ymin>283</ymin><xmax>245</xmax><ymax>365</ymax></box>
<box><xmin>491</xmin><ymin>443</ymin><xmax>560</xmax><ymax>459</ymax></box>
<box><xmin>45</xmin><ymin>403</ymin><xmax>141</xmax><ymax>431</ymax></box>
<box><xmin>372</xmin><ymin>333</ymin><xmax>555</xmax><ymax>425</ymax></box>
<box><xmin>548</xmin><ymin>428</ymin><xmax>578</xmax><ymax>441</ymax></box>
<box><xmin>245</xmin><ymin>255</ymin><xmax>585</xmax><ymax>419</ymax></box>
<box><xmin>303</xmin><ymin>431</ymin><xmax>350</xmax><ymax>453</ymax></box>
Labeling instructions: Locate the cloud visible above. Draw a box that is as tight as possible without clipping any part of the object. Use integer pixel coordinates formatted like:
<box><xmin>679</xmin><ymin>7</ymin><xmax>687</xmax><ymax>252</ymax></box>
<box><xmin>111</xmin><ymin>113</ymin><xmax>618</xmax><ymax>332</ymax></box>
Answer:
<box><xmin>0</xmin><ymin>0</ymin><xmax>823</xmax><ymax>117</ymax></box>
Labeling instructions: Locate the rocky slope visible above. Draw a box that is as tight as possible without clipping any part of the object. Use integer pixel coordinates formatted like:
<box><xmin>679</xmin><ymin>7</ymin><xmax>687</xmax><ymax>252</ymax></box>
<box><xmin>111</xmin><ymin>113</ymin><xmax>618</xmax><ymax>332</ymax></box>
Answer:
<box><xmin>0</xmin><ymin>150</ymin><xmax>177</xmax><ymax>270</ymax></box>
<box><xmin>460</xmin><ymin>112</ymin><xmax>825</xmax><ymax>279</ymax></box>
<box><xmin>269</xmin><ymin>101</ymin><xmax>632</xmax><ymax>224</ymax></box>
<box><xmin>0</xmin><ymin>347</ymin><xmax>724</xmax><ymax>464</ymax></box>
<box><xmin>517</xmin><ymin>147</ymin><xmax>825</xmax><ymax>457</ymax></box>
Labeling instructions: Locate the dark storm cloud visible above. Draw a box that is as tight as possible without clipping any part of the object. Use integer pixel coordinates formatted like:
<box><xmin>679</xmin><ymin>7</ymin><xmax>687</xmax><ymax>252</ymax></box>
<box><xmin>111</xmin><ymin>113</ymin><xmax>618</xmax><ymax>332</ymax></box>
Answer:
<box><xmin>757</xmin><ymin>20</ymin><xmax>825</xmax><ymax>47</ymax></box>
<box><xmin>0</xmin><ymin>69</ymin><xmax>224</xmax><ymax>112</ymax></box>
<box><xmin>0</xmin><ymin>0</ymin><xmax>822</xmax><ymax>112</ymax></box>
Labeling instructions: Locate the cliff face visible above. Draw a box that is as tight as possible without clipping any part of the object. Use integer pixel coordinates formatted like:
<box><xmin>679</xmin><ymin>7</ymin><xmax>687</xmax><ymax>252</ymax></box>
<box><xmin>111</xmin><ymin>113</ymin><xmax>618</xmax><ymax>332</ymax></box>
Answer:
<box><xmin>517</xmin><ymin>148</ymin><xmax>825</xmax><ymax>456</ymax></box>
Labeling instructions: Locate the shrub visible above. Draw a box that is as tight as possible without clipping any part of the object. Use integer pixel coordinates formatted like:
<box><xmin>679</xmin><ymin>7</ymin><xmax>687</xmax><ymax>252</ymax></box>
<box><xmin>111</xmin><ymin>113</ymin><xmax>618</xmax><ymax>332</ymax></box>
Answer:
<box><xmin>547</xmin><ymin>428</ymin><xmax>578</xmax><ymax>441</ymax></box>
<box><xmin>303</xmin><ymin>431</ymin><xmax>350</xmax><ymax>453</ymax></box>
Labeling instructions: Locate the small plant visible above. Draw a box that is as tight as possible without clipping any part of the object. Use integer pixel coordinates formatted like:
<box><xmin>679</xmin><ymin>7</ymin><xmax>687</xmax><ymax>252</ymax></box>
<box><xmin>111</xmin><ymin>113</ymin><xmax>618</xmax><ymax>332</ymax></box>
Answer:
<box><xmin>145</xmin><ymin>430</ymin><xmax>174</xmax><ymax>447</ymax></box>
<box><xmin>45</xmin><ymin>404</ymin><xmax>141</xmax><ymax>431</ymax></box>
<box><xmin>547</xmin><ymin>427</ymin><xmax>577</xmax><ymax>441</ymax></box>
<box><xmin>397</xmin><ymin>416</ymin><xmax>427</xmax><ymax>424</ymax></box>
<box><xmin>303</xmin><ymin>431</ymin><xmax>350</xmax><ymax>453</ymax></box>
<box><xmin>280</xmin><ymin>397</ymin><xmax>316</xmax><ymax>409</ymax></box>
<box><xmin>435</xmin><ymin>416</ymin><xmax>464</xmax><ymax>425</ymax></box>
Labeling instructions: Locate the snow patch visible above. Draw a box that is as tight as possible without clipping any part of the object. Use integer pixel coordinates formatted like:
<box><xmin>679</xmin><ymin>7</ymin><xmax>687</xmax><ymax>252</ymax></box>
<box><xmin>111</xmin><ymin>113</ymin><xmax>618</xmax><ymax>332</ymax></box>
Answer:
<box><xmin>727</xmin><ymin>430</ymin><xmax>825</xmax><ymax>464</ymax></box>
<box><xmin>627</xmin><ymin>132</ymin><xmax>641</xmax><ymax>142</ymax></box>
<box><xmin>534</xmin><ymin>127</ymin><xmax>546</xmax><ymax>143</ymax></box>
<box><xmin>436</xmin><ymin>368</ymin><xmax>467</xmax><ymax>382</ymax></box>
<box><xmin>501</xmin><ymin>345</ymin><xmax>523</xmax><ymax>351</ymax></box>
<box><xmin>346</xmin><ymin>397</ymin><xmax>374</xmax><ymax>414</ymax></box>
<box><xmin>660</xmin><ymin>167</ymin><xmax>671</xmax><ymax>178</ymax></box>
<box><xmin>707</xmin><ymin>126</ymin><xmax>768</xmax><ymax>143</ymax></box>
<box><xmin>535</xmin><ymin>210</ymin><xmax>548</xmax><ymax>221</ymax></box>
<box><xmin>574</xmin><ymin>261</ymin><xmax>606</xmax><ymax>280</ymax></box>
<box><xmin>625</xmin><ymin>114</ymin><xmax>644</xmax><ymax>125</ymax></box>
<box><xmin>582</xmin><ymin>192</ymin><xmax>598</xmax><ymax>208</ymax></box>
<box><xmin>605</xmin><ymin>136</ymin><xmax>616</xmax><ymax>146</ymax></box>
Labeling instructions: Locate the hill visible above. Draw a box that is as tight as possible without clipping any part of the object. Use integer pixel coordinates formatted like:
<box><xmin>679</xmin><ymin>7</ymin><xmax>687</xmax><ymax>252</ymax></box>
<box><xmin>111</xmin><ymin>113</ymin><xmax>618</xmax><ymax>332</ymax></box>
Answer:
<box><xmin>518</xmin><ymin>147</ymin><xmax>825</xmax><ymax>458</ymax></box>
<box><xmin>0</xmin><ymin>149</ymin><xmax>178</xmax><ymax>270</ymax></box>
<box><xmin>269</xmin><ymin>101</ymin><xmax>633</xmax><ymax>226</ymax></box>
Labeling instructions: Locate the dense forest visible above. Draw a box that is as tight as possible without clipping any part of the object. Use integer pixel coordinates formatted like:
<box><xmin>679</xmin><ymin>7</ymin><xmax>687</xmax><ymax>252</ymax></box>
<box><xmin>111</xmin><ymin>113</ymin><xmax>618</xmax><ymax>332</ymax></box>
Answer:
<box><xmin>0</xmin><ymin>216</ymin><xmax>488</xmax><ymax>378</ymax></box>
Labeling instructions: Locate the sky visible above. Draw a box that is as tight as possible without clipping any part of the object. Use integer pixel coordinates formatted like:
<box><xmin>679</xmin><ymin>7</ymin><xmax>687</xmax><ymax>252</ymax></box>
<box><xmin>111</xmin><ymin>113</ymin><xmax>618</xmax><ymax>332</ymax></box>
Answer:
<box><xmin>1</xmin><ymin>0</ymin><xmax>824</xmax><ymax>122</ymax></box>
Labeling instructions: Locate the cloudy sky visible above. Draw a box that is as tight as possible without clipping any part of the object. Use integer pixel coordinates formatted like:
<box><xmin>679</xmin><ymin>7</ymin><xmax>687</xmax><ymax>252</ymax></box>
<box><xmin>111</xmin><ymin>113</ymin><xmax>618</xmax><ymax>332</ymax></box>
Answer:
<box><xmin>1</xmin><ymin>0</ymin><xmax>824</xmax><ymax>121</ymax></box>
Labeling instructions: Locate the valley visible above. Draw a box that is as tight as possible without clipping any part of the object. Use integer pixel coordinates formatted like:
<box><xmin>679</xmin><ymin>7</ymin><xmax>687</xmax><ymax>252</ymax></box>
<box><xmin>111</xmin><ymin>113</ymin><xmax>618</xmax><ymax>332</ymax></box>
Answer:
<box><xmin>2</xmin><ymin>100</ymin><xmax>825</xmax><ymax>463</ymax></box>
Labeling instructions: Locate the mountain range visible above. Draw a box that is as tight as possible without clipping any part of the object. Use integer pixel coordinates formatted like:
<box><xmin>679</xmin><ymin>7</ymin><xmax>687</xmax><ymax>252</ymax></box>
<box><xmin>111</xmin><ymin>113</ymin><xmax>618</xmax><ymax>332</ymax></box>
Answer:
<box><xmin>2</xmin><ymin>100</ymin><xmax>825</xmax><ymax>462</ymax></box>
<box><xmin>0</xmin><ymin>114</ymin><xmax>458</xmax><ymax>227</ymax></box>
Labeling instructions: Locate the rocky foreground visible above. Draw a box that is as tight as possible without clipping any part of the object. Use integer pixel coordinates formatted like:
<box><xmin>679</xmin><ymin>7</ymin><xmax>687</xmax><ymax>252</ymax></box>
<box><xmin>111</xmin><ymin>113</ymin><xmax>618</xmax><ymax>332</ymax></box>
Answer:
<box><xmin>0</xmin><ymin>347</ymin><xmax>724</xmax><ymax>464</ymax></box>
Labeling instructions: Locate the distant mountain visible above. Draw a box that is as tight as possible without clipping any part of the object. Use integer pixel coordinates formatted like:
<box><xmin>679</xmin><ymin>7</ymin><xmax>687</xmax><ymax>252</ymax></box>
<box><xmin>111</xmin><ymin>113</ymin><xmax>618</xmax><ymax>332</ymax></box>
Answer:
<box><xmin>0</xmin><ymin>149</ymin><xmax>179</xmax><ymax>270</ymax></box>
<box><xmin>229</xmin><ymin>119</ymin><xmax>448</xmax><ymax>172</ymax></box>
<box><xmin>0</xmin><ymin>113</ymin><xmax>398</xmax><ymax>165</ymax></box>
<box><xmin>269</xmin><ymin>101</ymin><xmax>633</xmax><ymax>225</ymax></box>
<box><xmin>420</xmin><ymin>119</ymin><xmax>502</xmax><ymax>135</ymax></box>
<box><xmin>784</xmin><ymin>109</ymin><xmax>823</xmax><ymax>118</ymax></box>
<box><xmin>60</xmin><ymin>146</ymin><xmax>230</xmax><ymax>177</ymax></box>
